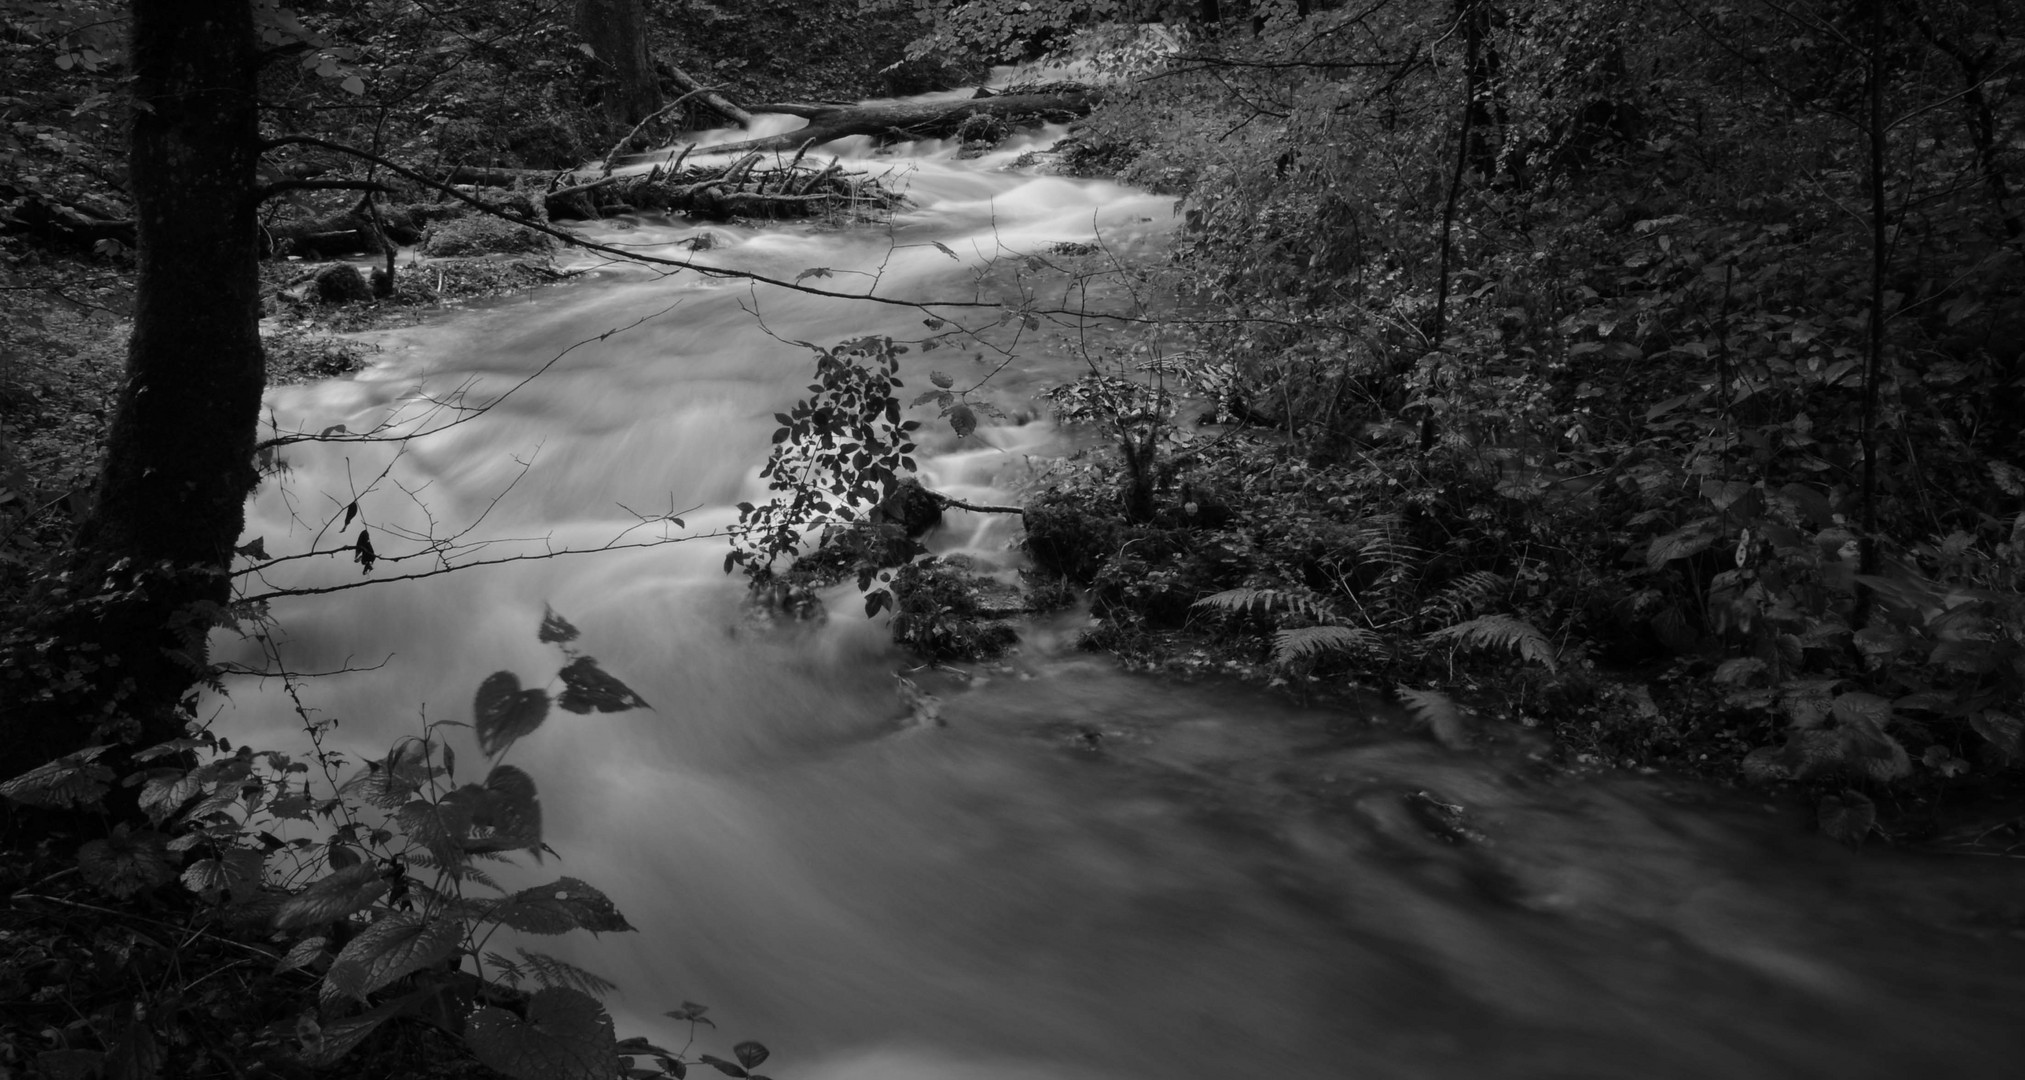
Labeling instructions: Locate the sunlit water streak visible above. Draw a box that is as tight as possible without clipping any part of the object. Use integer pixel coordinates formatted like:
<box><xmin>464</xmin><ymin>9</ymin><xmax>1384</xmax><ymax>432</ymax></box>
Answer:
<box><xmin>216</xmin><ymin>102</ymin><xmax>2025</xmax><ymax>1079</ymax></box>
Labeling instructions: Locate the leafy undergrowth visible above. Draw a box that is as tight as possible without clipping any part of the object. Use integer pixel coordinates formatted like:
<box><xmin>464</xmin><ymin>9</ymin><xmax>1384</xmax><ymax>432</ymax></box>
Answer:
<box><xmin>1004</xmin><ymin>0</ymin><xmax>2025</xmax><ymax>844</ymax></box>
<box><xmin>1</xmin><ymin>608</ymin><xmax>772</xmax><ymax>1079</ymax></box>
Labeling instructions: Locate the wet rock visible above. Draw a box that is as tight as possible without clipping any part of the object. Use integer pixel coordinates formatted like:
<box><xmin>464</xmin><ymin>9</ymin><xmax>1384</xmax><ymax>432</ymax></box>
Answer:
<box><xmin>873</xmin><ymin>476</ymin><xmax>944</xmax><ymax>538</ymax></box>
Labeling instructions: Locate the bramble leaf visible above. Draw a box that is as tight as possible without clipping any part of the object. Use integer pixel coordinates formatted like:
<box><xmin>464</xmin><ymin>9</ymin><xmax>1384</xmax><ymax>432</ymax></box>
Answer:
<box><xmin>276</xmin><ymin>864</ymin><xmax>389</xmax><ymax>929</ymax></box>
<box><xmin>322</xmin><ymin>911</ymin><xmax>463</xmax><ymax>1004</ymax></box>
<box><xmin>488</xmin><ymin>877</ymin><xmax>636</xmax><ymax>936</ymax></box>
<box><xmin>275</xmin><ymin>936</ymin><xmax>330</xmax><ymax>975</ymax></box>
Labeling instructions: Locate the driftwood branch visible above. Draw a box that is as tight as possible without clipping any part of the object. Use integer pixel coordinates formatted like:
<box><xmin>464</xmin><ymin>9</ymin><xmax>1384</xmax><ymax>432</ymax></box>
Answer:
<box><xmin>937</xmin><ymin>495</ymin><xmax>1024</xmax><ymax>515</ymax></box>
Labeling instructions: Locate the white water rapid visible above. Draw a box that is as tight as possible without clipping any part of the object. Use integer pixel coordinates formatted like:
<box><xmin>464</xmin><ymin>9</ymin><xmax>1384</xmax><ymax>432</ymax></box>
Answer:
<box><xmin>218</xmin><ymin>102</ymin><xmax>2025</xmax><ymax>1079</ymax></box>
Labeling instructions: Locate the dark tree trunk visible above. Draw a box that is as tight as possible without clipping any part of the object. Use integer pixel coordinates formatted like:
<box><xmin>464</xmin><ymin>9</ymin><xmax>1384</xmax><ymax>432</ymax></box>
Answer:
<box><xmin>576</xmin><ymin>0</ymin><xmax>660</xmax><ymax>126</ymax></box>
<box><xmin>29</xmin><ymin>0</ymin><xmax>266</xmax><ymax>764</ymax></box>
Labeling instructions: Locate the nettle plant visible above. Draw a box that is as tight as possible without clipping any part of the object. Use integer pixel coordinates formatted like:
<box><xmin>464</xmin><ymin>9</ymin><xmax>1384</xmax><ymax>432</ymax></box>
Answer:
<box><xmin>1</xmin><ymin>607</ymin><xmax>775</xmax><ymax>1080</ymax></box>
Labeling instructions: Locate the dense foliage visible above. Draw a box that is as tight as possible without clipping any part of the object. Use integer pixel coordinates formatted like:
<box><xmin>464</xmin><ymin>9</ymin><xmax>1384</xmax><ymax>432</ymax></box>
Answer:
<box><xmin>986</xmin><ymin>0</ymin><xmax>2025</xmax><ymax>823</ymax></box>
<box><xmin>4</xmin><ymin>0</ymin><xmax>2024</xmax><ymax>1072</ymax></box>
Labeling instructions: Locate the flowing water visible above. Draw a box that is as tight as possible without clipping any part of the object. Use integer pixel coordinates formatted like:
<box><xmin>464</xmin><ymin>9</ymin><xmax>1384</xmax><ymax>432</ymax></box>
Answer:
<box><xmin>218</xmin><ymin>99</ymin><xmax>2025</xmax><ymax>1079</ymax></box>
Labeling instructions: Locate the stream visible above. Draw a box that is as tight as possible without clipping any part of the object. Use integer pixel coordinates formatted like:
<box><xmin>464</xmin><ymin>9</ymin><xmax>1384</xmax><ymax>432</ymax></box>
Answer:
<box><xmin>217</xmin><ymin>94</ymin><xmax>2025</xmax><ymax>1079</ymax></box>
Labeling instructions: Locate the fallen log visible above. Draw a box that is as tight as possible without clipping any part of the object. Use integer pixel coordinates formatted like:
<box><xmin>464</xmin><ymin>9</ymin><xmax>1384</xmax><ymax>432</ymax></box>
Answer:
<box><xmin>0</xmin><ymin>196</ymin><xmax>135</xmax><ymax>252</ymax></box>
<box><xmin>658</xmin><ymin>60</ymin><xmax>753</xmax><ymax>128</ymax></box>
<box><xmin>542</xmin><ymin>152</ymin><xmax>905</xmax><ymax>222</ymax></box>
<box><xmin>656</xmin><ymin>89</ymin><xmax>1102</xmax><ymax>159</ymax></box>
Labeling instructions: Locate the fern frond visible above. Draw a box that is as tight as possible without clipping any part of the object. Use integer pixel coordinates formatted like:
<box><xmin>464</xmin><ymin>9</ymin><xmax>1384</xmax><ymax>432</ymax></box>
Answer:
<box><xmin>1426</xmin><ymin>614</ymin><xmax>1558</xmax><ymax>671</ymax></box>
<box><xmin>1193</xmin><ymin>588</ymin><xmax>1282</xmax><ymax>615</ymax></box>
<box><xmin>1193</xmin><ymin>587</ymin><xmax>1333</xmax><ymax>623</ymax></box>
<box><xmin>1349</xmin><ymin>515</ymin><xmax>1425</xmax><ymax>571</ymax></box>
<box><xmin>1273</xmin><ymin>625</ymin><xmax>1379</xmax><ymax>665</ymax></box>
<box><xmin>1397</xmin><ymin>687</ymin><xmax>1470</xmax><ymax>749</ymax></box>
<box><xmin>1427</xmin><ymin>571</ymin><xmax>1509</xmax><ymax>624</ymax></box>
<box><xmin>515</xmin><ymin>948</ymin><xmax>619</xmax><ymax>999</ymax></box>
<box><xmin>483</xmin><ymin>951</ymin><xmax>526</xmax><ymax>988</ymax></box>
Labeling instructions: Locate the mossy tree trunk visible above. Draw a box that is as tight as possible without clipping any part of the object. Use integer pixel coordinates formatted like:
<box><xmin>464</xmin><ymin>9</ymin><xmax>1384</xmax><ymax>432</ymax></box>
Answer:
<box><xmin>1</xmin><ymin>0</ymin><xmax>266</xmax><ymax>777</ymax></box>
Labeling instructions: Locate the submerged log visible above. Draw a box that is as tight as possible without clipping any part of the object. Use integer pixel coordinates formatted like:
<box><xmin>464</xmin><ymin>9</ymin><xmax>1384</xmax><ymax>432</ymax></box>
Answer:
<box><xmin>656</xmin><ymin>89</ymin><xmax>1101</xmax><ymax>159</ymax></box>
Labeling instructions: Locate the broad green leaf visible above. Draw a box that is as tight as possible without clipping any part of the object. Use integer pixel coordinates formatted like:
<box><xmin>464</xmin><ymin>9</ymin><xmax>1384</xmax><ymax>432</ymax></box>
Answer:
<box><xmin>556</xmin><ymin>657</ymin><xmax>650</xmax><ymax>714</ymax></box>
<box><xmin>274</xmin><ymin>936</ymin><xmax>329</xmax><ymax>975</ymax></box>
<box><xmin>299</xmin><ymin>998</ymin><xmax>410</xmax><ymax>1068</ymax></box>
<box><xmin>475</xmin><ymin>671</ymin><xmax>552</xmax><ymax>757</ymax></box>
<box><xmin>1645</xmin><ymin>519</ymin><xmax>1720</xmax><ymax>571</ymax></box>
<box><xmin>1711</xmin><ymin>657</ymin><xmax>1767</xmax><ymax>685</ymax></box>
<box><xmin>1817</xmin><ymin>791</ymin><xmax>1874</xmax><ymax>845</ymax></box>
<box><xmin>701</xmin><ymin>1054</ymin><xmax>748</xmax><ymax>1077</ymax></box>
<box><xmin>948</xmin><ymin>404</ymin><xmax>977</xmax><ymax>439</ymax></box>
<box><xmin>488</xmin><ymin>877</ymin><xmax>636</xmax><ymax>935</ymax></box>
<box><xmin>76</xmin><ymin>828</ymin><xmax>174</xmax><ymax>899</ymax></box>
<box><xmin>466</xmin><ymin>987</ymin><xmax>617</xmax><ymax>1080</ymax></box>
<box><xmin>138</xmin><ymin>769</ymin><xmax>205</xmax><ymax>825</ymax></box>
<box><xmin>1971</xmin><ymin>710</ymin><xmax>2023</xmax><ymax>759</ymax></box>
<box><xmin>465</xmin><ymin>765</ymin><xmax>542</xmax><ymax>855</ymax></box>
<box><xmin>275</xmin><ymin>864</ymin><xmax>388</xmax><ymax>929</ymax></box>
<box><xmin>734</xmin><ymin>1041</ymin><xmax>769</xmax><ymax>1069</ymax></box>
<box><xmin>1830</xmin><ymin>692</ymin><xmax>1893</xmax><ymax>730</ymax></box>
<box><xmin>322</xmin><ymin>911</ymin><xmax>463</xmax><ymax>1004</ymax></box>
<box><xmin>1</xmin><ymin>747</ymin><xmax>115</xmax><ymax>808</ymax></box>
<box><xmin>930</xmin><ymin>371</ymin><xmax>953</xmax><ymax>388</ymax></box>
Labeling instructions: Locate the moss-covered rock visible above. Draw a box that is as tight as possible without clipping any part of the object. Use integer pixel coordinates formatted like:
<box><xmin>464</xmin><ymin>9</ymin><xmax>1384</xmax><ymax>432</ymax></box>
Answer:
<box><xmin>891</xmin><ymin>556</ymin><xmax>1022</xmax><ymax>661</ymax></box>
<box><xmin>872</xmin><ymin>476</ymin><xmax>944</xmax><ymax>537</ymax></box>
<box><xmin>420</xmin><ymin>213</ymin><xmax>553</xmax><ymax>257</ymax></box>
<box><xmin>311</xmin><ymin>263</ymin><xmax>372</xmax><ymax>304</ymax></box>
<box><xmin>1021</xmin><ymin>489</ymin><xmax>1123</xmax><ymax>582</ymax></box>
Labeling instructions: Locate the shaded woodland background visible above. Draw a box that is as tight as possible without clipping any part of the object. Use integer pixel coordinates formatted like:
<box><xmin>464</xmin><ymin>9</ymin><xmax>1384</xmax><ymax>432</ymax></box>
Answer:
<box><xmin>0</xmin><ymin>0</ymin><xmax>2021</xmax><ymax>1076</ymax></box>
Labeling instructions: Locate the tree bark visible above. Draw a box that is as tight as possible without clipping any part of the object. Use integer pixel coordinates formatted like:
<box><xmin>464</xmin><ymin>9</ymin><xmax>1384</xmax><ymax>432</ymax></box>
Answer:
<box><xmin>44</xmin><ymin>0</ymin><xmax>265</xmax><ymax>759</ymax></box>
<box><xmin>680</xmin><ymin>91</ymin><xmax>1101</xmax><ymax>158</ymax></box>
<box><xmin>575</xmin><ymin>0</ymin><xmax>660</xmax><ymax>126</ymax></box>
